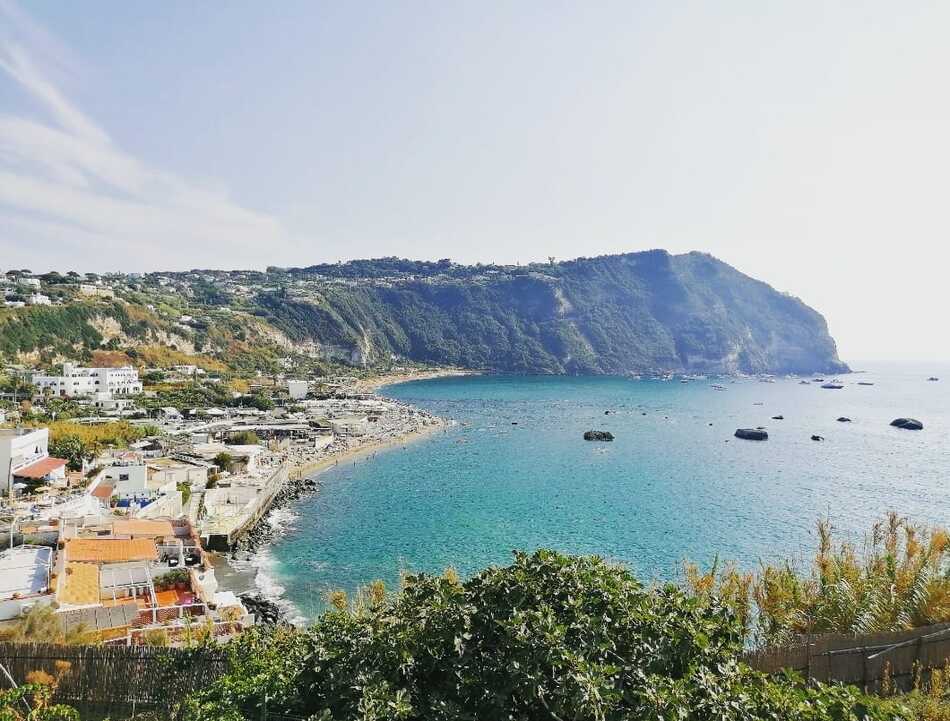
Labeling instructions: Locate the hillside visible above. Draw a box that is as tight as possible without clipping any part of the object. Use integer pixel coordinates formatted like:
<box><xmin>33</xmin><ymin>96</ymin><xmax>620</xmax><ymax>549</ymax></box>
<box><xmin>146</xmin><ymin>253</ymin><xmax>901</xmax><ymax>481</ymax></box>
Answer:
<box><xmin>259</xmin><ymin>250</ymin><xmax>847</xmax><ymax>375</ymax></box>
<box><xmin>0</xmin><ymin>250</ymin><xmax>847</xmax><ymax>375</ymax></box>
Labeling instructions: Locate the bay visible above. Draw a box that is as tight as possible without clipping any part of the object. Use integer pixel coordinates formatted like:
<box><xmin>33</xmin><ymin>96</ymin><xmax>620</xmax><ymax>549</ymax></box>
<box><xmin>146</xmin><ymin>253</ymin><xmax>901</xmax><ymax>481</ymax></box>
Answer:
<box><xmin>262</xmin><ymin>362</ymin><xmax>950</xmax><ymax>619</ymax></box>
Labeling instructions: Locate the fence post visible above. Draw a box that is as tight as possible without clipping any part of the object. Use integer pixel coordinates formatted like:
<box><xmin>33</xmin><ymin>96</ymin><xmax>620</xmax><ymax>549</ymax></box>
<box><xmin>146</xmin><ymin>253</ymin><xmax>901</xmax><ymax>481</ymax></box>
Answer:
<box><xmin>862</xmin><ymin>647</ymin><xmax>868</xmax><ymax>693</ymax></box>
<box><xmin>805</xmin><ymin>643</ymin><xmax>811</xmax><ymax>684</ymax></box>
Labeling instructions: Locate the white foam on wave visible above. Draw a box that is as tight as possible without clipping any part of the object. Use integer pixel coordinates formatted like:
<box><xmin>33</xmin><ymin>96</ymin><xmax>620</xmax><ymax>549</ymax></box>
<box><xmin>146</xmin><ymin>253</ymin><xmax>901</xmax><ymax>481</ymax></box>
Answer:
<box><xmin>252</xmin><ymin>545</ymin><xmax>308</xmax><ymax>625</ymax></box>
<box><xmin>264</xmin><ymin>505</ymin><xmax>299</xmax><ymax>534</ymax></box>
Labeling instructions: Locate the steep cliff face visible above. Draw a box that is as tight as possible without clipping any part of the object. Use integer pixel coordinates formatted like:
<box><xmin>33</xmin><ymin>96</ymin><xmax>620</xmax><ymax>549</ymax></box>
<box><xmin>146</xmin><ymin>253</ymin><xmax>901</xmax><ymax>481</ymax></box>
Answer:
<box><xmin>260</xmin><ymin>251</ymin><xmax>848</xmax><ymax>375</ymax></box>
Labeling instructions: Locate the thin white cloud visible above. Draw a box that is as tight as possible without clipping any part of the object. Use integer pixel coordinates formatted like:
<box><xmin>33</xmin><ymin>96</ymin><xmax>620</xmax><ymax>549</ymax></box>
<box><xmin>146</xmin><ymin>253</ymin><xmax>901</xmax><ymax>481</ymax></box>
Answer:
<box><xmin>0</xmin><ymin>1</ymin><xmax>295</xmax><ymax>272</ymax></box>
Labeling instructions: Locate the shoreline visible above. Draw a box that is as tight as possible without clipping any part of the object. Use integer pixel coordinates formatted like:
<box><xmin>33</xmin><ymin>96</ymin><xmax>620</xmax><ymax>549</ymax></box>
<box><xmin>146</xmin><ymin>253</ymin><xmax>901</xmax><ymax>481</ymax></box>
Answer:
<box><xmin>214</xmin><ymin>372</ymin><xmax>462</xmax><ymax>621</ymax></box>
<box><xmin>354</xmin><ymin>366</ymin><xmax>479</xmax><ymax>394</ymax></box>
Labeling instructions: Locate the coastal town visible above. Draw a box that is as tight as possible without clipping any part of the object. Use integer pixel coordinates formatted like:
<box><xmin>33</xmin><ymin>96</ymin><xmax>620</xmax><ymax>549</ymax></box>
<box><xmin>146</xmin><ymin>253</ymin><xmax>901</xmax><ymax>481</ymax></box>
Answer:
<box><xmin>0</xmin><ymin>356</ymin><xmax>449</xmax><ymax>646</ymax></box>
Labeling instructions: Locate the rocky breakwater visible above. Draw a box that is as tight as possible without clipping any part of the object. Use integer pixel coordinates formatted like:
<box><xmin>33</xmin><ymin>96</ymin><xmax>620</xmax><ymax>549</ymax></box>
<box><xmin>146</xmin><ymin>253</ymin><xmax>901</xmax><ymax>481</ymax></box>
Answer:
<box><xmin>232</xmin><ymin>476</ymin><xmax>321</xmax><ymax>557</ymax></box>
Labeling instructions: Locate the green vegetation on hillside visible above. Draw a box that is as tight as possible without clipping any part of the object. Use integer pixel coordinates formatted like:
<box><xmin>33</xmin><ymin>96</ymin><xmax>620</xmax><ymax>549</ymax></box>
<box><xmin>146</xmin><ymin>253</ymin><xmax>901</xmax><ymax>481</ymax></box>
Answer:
<box><xmin>258</xmin><ymin>251</ymin><xmax>848</xmax><ymax>375</ymax></box>
<box><xmin>0</xmin><ymin>251</ymin><xmax>847</xmax><ymax>376</ymax></box>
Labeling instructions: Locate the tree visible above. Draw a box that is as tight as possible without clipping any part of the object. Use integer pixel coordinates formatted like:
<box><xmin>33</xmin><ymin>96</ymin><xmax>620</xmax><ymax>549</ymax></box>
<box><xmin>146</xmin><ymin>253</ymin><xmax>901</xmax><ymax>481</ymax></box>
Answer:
<box><xmin>213</xmin><ymin>452</ymin><xmax>234</xmax><ymax>473</ymax></box>
<box><xmin>48</xmin><ymin>434</ymin><xmax>84</xmax><ymax>472</ymax></box>
<box><xmin>226</xmin><ymin>430</ymin><xmax>259</xmax><ymax>446</ymax></box>
<box><xmin>182</xmin><ymin>550</ymin><xmax>905</xmax><ymax>721</ymax></box>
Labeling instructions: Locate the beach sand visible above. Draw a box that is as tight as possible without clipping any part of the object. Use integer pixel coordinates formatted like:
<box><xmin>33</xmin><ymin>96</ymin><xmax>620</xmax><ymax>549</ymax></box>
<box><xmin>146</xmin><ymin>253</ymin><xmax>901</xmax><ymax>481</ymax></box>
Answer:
<box><xmin>353</xmin><ymin>367</ymin><xmax>477</xmax><ymax>394</ymax></box>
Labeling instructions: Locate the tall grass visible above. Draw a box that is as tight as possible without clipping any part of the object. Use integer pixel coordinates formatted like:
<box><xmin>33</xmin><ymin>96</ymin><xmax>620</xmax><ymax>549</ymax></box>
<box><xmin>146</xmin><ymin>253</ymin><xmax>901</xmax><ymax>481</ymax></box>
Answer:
<box><xmin>686</xmin><ymin>513</ymin><xmax>950</xmax><ymax>647</ymax></box>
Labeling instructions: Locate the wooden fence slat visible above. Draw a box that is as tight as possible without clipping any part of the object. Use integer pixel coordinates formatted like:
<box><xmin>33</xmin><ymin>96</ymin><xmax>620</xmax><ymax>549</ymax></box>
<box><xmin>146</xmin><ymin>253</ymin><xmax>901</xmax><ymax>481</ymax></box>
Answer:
<box><xmin>743</xmin><ymin>622</ymin><xmax>950</xmax><ymax>691</ymax></box>
<box><xmin>0</xmin><ymin>641</ymin><xmax>228</xmax><ymax>714</ymax></box>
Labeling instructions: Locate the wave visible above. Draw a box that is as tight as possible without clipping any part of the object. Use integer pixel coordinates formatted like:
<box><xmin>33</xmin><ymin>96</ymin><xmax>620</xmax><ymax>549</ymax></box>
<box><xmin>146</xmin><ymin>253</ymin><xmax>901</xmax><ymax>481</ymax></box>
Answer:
<box><xmin>251</xmin><ymin>545</ymin><xmax>308</xmax><ymax>625</ymax></box>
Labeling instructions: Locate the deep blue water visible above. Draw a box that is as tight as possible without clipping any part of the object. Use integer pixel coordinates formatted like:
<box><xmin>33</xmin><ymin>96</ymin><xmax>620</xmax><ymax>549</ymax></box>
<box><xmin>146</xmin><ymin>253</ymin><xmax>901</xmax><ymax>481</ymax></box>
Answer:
<box><xmin>262</xmin><ymin>363</ymin><xmax>950</xmax><ymax>619</ymax></box>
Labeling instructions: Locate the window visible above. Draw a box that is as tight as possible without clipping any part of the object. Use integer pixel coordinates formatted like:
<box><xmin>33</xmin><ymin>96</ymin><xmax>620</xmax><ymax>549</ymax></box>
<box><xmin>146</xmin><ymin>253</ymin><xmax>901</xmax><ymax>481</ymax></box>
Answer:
<box><xmin>119</xmin><ymin>473</ymin><xmax>129</xmax><ymax>481</ymax></box>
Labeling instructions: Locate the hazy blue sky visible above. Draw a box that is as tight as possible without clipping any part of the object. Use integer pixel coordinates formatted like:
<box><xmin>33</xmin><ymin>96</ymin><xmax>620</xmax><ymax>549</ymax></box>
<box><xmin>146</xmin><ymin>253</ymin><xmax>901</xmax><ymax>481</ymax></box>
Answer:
<box><xmin>2</xmin><ymin>1</ymin><xmax>948</xmax><ymax>361</ymax></box>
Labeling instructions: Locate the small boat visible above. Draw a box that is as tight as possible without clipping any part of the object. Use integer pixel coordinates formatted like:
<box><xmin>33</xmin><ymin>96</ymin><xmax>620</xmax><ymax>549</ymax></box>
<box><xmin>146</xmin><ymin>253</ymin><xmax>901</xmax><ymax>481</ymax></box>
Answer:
<box><xmin>857</xmin><ymin>381</ymin><xmax>874</xmax><ymax>386</ymax></box>
<box><xmin>928</xmin><ymin>376</ymin><xmax>939</xmax><ymax>382</ymax></box>
<box><xmin>821</xmin><ymin>381</ymin><xmax>844</xmax><ymax>389</ymax></box>
<box><xmin>710</xmin><ymin>384</ymin><xmax>727</xmax><ymax>391</ymax></box>
<box><xmin>799</xmin><ymin>380</ymin><xmax>811</xmax><ymax>385</ymax></box>
<box><xmin>813</xmin><ymin>378</ymin><xmax>825</xmax><ymax>383</ymax></box>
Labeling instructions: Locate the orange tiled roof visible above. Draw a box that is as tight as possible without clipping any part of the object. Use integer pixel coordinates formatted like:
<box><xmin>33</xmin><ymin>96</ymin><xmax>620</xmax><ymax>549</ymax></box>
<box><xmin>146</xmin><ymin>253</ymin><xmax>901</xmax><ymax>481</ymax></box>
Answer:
<box><xmin>90</xmin><ymin>484</ymin><xmax>113</xmax><ymax>500</ymax></box>
<box><xmin>111</xmin><ymin>520</ymin><xmax>175</xmax><ymax>538</ymax></box>
<box><xmin>14</xmin><ymin>457</ymin><xmax>67</xmax><ymax>479</ymax></box>
<box><xmin>65</xmin><ymin>538</ymin><xmax>158</xmax><ymax>563</ymax></box>
<box><xmin>59</xmin><ymin>562</ymin><xmax>100</xmax><ymax>606</ymax></box>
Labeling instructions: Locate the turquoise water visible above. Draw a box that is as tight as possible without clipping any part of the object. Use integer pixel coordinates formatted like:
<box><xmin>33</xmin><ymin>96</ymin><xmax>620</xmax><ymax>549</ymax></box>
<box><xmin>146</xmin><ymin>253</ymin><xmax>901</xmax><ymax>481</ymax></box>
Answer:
<box><xmin>263</xmin><ymin>364</ymin><xmax>950</xmax><ymax>619</ymax></box>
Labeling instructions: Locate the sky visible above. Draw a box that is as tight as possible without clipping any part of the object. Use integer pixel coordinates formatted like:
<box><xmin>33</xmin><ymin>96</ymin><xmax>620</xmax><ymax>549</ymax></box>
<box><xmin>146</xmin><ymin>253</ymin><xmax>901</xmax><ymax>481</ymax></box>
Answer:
<box><xmin>1</xmin><ymin>1</ymin><xmax>948</xmax><ymax>362</ymax></box>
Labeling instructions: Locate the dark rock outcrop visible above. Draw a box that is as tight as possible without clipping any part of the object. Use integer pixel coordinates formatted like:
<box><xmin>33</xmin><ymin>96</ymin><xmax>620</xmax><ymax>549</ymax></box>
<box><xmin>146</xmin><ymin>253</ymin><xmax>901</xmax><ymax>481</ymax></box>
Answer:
<box><xmin>837</xmin><ymin>417</ymin><xmax>852</xmax><ymax>422</ymax></box>
<box><xmin>240</xmin><ymin>593</ymin><xmax>286</xmax><ymax>625</ymax></box>
<box><xmin>735</xmin><ymin>428</ymin><xmax>768</xmax><ymax>441</ymax></box>
<box><xmin>811</xmin><ymin>435</ymin><xmax>824</xmax><ymax>441</ymax></box>
<box><xmin>772</xmin><ymin>415</ymin><xmax>784</xmax><ymax>420</ymax></box>
<box><xmin>890</xmin><ymin>418</ymin><xmax>923</xmax><ymax>430</ymax></box>
<box><xmin>584</xmin><ymin>430</ymin><xmax>614</xmax><ymax>441</ymax></box>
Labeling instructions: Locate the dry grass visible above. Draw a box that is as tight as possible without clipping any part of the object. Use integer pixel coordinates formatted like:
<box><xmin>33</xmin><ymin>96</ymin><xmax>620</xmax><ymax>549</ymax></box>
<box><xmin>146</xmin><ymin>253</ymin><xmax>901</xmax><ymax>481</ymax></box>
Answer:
<box><xmin>686</xmin><ymin>513</ymin><xmax>950</xmax><ymax>647</ymax></box>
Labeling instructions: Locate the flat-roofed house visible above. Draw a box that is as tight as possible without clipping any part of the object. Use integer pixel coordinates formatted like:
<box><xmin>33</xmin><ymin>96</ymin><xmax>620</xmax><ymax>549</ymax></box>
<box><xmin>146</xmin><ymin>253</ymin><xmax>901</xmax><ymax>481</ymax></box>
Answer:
<box><xmin>0</xmin><ymin>545</ymin><xmax>53</xmax><ymax>620</ymax></box>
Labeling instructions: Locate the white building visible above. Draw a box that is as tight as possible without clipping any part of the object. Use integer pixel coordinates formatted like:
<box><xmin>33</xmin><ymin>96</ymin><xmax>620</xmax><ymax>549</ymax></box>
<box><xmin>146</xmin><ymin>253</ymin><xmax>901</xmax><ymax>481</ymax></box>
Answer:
<box><xmin>287</xmin><ymin>379</ymin><xmax>309</xmax><ymax>400</ymax></box>
<box><xmin>18</xmin><ymin>278</ymin><xmax>40</xmax><ymax>289</ymax></box>
<box><xmin>78</xmin><ymin>284</ymin><xmax>115</xmax><ymax>299</ymax></box>
<box><xmin>0</xmin><ymin>427</ymin><xmax>67</xmax><ymax>493</ymax></box>
<box><xmin>85</xmin><ymin>393</ymin><xmax>137</xmax><ymax>415</ymax></box>
<box><xmin>32</xmin><ymin>363</ymin><xmax>143</xmax><ymax>398</ymax></box>
<box><xmin>100</xmin><ymin>463</ymin><xmax>149</xmax><ymax>497</ymax></box>
<box><xmin>0</xmin><ymin>546</ymin><xmax>54</xmax><ymax>620</ymax></box>
<box><xmin>28</xmin><ymin>293</ymin><xmax>51</xmax><ymax>306</ymax></box>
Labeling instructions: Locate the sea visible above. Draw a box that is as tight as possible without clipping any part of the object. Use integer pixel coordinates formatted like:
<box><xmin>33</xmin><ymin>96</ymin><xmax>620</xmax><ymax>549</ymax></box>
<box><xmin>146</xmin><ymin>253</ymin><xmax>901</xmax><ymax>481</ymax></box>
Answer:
<box><xmin>253</xmin><ymin>362</ymin><xmax>950</xmax><ymax>621</ymax></box>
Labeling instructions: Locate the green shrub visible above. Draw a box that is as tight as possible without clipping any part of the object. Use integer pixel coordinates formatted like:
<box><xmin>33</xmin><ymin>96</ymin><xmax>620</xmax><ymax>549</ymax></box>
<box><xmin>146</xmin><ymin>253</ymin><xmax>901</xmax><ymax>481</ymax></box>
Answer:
<box><xmin>182</xmin><ymin>550</ymin><xmax>904</xmax><ymax>721</ymax></box>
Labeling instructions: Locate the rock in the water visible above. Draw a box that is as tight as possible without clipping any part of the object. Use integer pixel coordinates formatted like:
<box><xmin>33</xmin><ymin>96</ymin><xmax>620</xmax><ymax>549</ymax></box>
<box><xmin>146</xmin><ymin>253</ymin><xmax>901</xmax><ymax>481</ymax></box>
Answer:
<box><xmin>837</xmin><ymin>417</ymin><xmax>852</xmax><ymax>422</ymax></box>
<box><xmin>811</xmin><ymin>435</ymin><xmax>824</xmax><ymax>441</ymax></box>
<box><xmin>890</xmin><ymin>418</ymin><xmax>923</xmax><ymax>430</ymax></box>
<box><xmin>735</xmin><ymin>428</ymin><xmax>768</xmax><ymax>441</ymax></box>
<box><xmin>584</xmin><ymin>430</ymin><xmax>614</xmax><ymax>441</ymax></box>
<box><xmin>772</xmin><ymin>415</ymin><xmax>784</xmax><ymax>420</ymax></box>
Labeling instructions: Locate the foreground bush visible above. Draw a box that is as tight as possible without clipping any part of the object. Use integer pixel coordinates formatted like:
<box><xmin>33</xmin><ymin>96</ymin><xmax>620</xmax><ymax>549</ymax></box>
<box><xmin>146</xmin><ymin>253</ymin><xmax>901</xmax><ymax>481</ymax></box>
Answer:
<box><xmin>182</xmin><ymin>550</ymin><xmax>905</xmax><ymax>720</ymax></box>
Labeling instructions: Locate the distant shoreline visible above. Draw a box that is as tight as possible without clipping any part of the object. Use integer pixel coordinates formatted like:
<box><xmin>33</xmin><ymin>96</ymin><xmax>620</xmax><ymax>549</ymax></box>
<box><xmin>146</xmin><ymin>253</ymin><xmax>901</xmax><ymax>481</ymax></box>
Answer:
<box><xmin>353</xmin><ymin>366</ymin><xmax>479</xmax><ymax>395</ymax></box>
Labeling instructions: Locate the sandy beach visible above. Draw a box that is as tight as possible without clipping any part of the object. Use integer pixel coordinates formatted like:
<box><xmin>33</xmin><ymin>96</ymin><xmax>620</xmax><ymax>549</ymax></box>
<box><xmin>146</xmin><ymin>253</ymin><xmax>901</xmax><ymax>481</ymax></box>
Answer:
<box><xmin>353</xmin><ymin>366</ymin><xmax>478</xmax><ymax>394</ymax></box>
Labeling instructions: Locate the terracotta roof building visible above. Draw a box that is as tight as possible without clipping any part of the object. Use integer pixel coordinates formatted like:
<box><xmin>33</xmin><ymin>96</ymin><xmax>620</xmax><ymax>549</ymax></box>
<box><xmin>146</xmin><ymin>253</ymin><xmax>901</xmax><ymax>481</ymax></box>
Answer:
<box><xmin>65</xmin><ymin>539</ymin><xmax>158</xmax><ymax>564</ymax></box>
